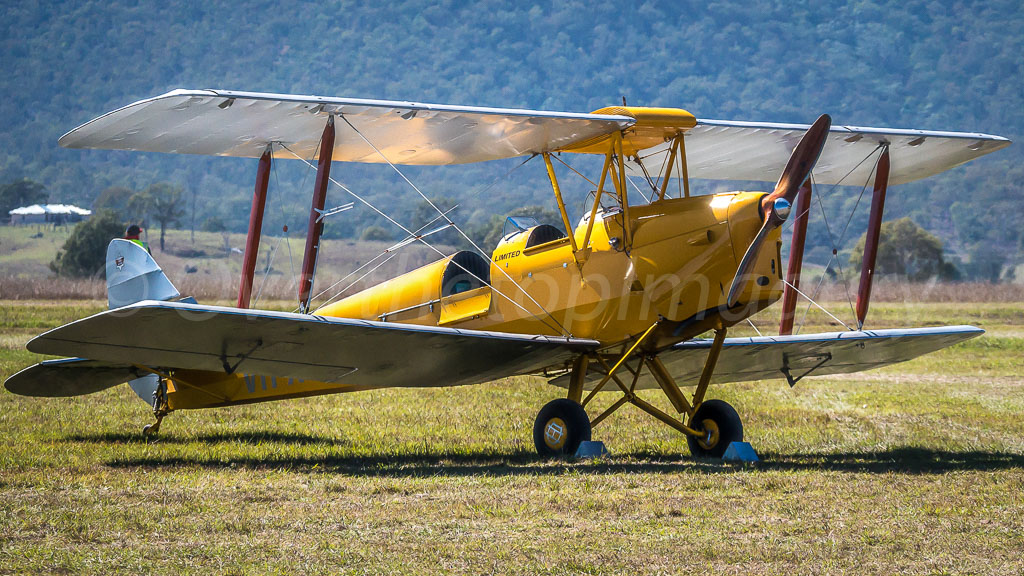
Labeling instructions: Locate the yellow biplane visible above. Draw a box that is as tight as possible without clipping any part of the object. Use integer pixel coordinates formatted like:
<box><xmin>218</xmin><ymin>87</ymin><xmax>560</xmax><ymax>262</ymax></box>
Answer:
<box><xmin>5</xmin><ymin>89</ymin><xmax>1011</xmax><ymax>457</ymax></box>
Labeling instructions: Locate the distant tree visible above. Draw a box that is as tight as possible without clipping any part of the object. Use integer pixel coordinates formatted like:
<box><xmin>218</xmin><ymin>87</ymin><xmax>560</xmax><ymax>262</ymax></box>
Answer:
<box><xmin>360</xmin><ymin>225</ymin><xmax>393</xmax><ymax>241</ymax></box>
<box><xmin>201</xmin><ymin>215</ymin><xmax>227</xmax><ymax>232</ymax></box>
<box><xmin>849</xmin><ymin>217</ymin><xmax>957</xmax><ymax>281</ymax></box>
<box><xmin>124</xmin><ymin>191</ymin><xmax>152</xmax><ymax>227</ymax></box>
<box><xmin>965</xmin><ymin>242</ymin><xmax>1005</xmax><ymax>283</ymax></box>
<box><xmin>91</xmin><ymin>186</ymin><xmax>135</xmax><ymax>219</ymax></box>
<box><xmin>0</xmin><ymin>179</ymin><xmax>47</xmax><ymax>220</ymax></box>
<box><xmin>50</xmin><ymin>210</ymin><xmax>124</xmax><ymax>278</ymax></box>
<box><xmin>145</xmin><ymin>182</ymin><xmax>186</xmax><ymax>252</ymax></box>
<box><xmin>411</xmin><ymin>196</ymin><xmax>459</xmax><ymax>245</ymax></box>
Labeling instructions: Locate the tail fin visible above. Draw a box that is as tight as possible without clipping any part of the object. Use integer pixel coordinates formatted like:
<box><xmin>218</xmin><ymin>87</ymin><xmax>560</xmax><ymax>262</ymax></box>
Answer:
<box><xmin>106</xmin><ymin>239</ymin><xmax>181</xmax><ymax>309</ymax></box>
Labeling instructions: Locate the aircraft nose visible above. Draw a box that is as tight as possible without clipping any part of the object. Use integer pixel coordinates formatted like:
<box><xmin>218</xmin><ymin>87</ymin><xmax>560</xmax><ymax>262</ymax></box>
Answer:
<box><xmin>771</xmin><ymin>197</ymin><xmax>791</xmax><ymax>221</ymax></box>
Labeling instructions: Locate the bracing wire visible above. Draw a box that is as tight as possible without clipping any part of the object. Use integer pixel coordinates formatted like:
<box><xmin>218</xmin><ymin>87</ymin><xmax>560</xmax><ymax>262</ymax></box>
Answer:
<box><xmin>253</xmin><ymin>237</ymin><xmax>281</xmax><ymax>305</ymax></box>
<box><xmin>314</xmin><ymin>221</ymin><xmax>453</xmax><ymax>310</ymax></box>
<box><xmin>782</xmin><ymin>277</ymin><xmax>852</xmax><ymax>331</ymax></box>
<box><xmin>625</xmin><ymin>168</ymin><xmax>652</xmax><ymax>204</ymax></box>
<box><xmin>832</xmin><ymin>150</ymin><xmax>885</xmax><ymax>321</ymax></box>
<box><xmin>631</xmin><ymin>155</ymin><xmax>659</xmax><ymax>197</ymax></box>
<box><xmin>654</xmin><ymin>145</ymin><xmax>671</xmax><ymax>196</ymax></box>
<box><xmin>335</xmin><ymin>115</ymin><xmax>572</xmax><ymax>337</ymax></box>
<box><xmin>552</xmin><ymin>152</ymin><xmax>650</xmax><ymax>209</ymax></box>
<box><xmin>795</xmin><ymin>251</ymin><xmax>834</xmax><ymax>335</ymax></box>
<box><xmin>295</xmin><ymin>151</ymin><xmax>534</xmax><ymax>309</ymax></box>
<box><xmin>781</xmin><ymin>145</ymin><xmax>884</xmax><ymax>334</ymax></box>
<box><xmin>279</xmin><ymin>144</ymin><xmax>569</xmax><ymax>336</ymax></box>
<box><xmin>745</xmin><ymin>317</ymin><xmax>763</xmax><ymax>337</ymax></box>
<box><xmin>551</xmin><ymin>154</ymin><xmax>596</xmax><ymax>188</ymax></box>
<box><xmin>781</xmin><ymin>144</ymin><xmax>883</xmax><ymax>235</ymax></box>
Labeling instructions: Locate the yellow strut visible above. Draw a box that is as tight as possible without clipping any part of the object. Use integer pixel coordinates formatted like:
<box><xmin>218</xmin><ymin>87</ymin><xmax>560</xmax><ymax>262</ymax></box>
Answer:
<box><xmin>542</xmin><ymin>153</ymin><xmax>580</xmax><ymax>261</ymax></box>
<box><xmin>613</xmin><ymin>133</ymin><xmax>632</xmax><ymax>249</ymax></box>
<box><xmin>658</xmin><ymin>136</ymin><xmax>680</xmax><ymax>201</ymax></box>
<box><xmin>581</xmin><ymin>149</ymin><xmax>613</xmax><ymax>252</ymax></box>
<box><xmin>679</xmin><ymin>133</ymin><xmax>691</xmax><ymax>198</ymax></box>
<box><xmin>588</xmin><ymin>322</ymin><xmax>659</xmax><ymax>398</ymax></box>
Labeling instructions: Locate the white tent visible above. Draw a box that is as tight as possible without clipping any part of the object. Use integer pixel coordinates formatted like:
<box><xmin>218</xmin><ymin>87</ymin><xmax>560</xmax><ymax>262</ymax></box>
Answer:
<box><xmin>9</xmin><ymin>204</ymin><xmax>91</xmax><ymax>225</ymax></box>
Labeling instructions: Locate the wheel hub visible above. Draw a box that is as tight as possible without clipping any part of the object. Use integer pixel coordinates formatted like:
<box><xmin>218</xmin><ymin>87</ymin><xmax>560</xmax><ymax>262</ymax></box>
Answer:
<box><xmin>696</xmin><ymin>418</ymin><xmax>720</xmax><ymax>450</ymax></box>
<box><xmin>543</xmin><ymin>417</ymin><xmax>568</xmax><ymax>450</ymax></box>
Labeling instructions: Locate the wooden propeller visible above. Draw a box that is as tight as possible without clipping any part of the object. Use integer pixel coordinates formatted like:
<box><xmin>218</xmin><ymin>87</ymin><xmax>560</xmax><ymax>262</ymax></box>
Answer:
<box><xmin>727</xmin><ymin>114</ymin><xmax>832</xmax><ymax>307</ymax></box>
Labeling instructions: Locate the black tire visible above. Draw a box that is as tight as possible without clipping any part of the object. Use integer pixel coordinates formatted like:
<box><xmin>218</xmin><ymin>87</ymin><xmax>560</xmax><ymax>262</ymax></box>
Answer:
<box><xmin>533</xmin><ymin>398</ymin><xmax>591</xmax><ymax>457</ymax></box>
<box><xmin>686</xmin><ymin>399</ymin><xmax>743</xmax><ymax>458</ymax></box>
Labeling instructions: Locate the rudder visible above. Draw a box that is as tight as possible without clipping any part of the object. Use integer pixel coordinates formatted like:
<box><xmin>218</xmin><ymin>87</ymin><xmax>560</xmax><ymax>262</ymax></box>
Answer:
<box><xmin>105</xmin><ymin>238</ymin><xmax>181</xmax><ymax>309</ymax></box>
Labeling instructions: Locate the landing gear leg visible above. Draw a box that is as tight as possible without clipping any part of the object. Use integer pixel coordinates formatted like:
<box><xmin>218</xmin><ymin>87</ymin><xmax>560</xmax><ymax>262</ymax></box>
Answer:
<box><xmin>142</xmin><ymin>377</ymin><xmax>170</xmax><ymax>438</ymax></box>
<box><xmin>581</xmin><ymin>324</ymin><xmax>745</xmax><ymax>459</ymax></box>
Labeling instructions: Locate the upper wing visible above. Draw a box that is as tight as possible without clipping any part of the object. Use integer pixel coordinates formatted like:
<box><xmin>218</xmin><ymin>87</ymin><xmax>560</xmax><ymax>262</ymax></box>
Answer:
<box><xmin>22</xmin><ymin>300</ymin><xmax>597</xmax><ymax>392</ymax></box>
<box><xmin>58</xmin><ymin>89</ymin><xmax>634</xmax><ymax>165</ymax></box>
<box><xmin>548</xmin><ymin>326</ymin><xmax>983</xmax><ymax>390</ymax></box>
<box><xmin>626</xmin><ymin>119</ymin><xmax>1010</xmax><ymax>186</ymax></box>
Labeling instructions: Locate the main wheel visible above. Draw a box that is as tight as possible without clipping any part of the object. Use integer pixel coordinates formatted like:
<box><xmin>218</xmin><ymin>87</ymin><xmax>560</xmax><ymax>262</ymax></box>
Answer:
<box><xmin>533</xmin><ymin>398</ymin><xmax>591</xmax><ymax>457</ymax></box>
<box><xmin>686</xmin><ymin>399</ymin><xmax>743</xmax><ymax>458</ymax></box>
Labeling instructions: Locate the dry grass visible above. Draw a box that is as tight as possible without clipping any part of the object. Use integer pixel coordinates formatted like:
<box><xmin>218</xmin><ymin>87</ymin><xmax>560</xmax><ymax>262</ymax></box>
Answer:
<box><xmin>7</xmin><ymin>275</ymin><xmax>1022</xmax><ymax>304</ymax></box>
<box><xmin>3</xmin><ymin>224</ymin><xmax>1023</xmax><ymax>303</ymax></box>
<box><xmin>810</xmin><ymin>279</ymin><xmax>1024</xmax><ymax>303</ymax></box>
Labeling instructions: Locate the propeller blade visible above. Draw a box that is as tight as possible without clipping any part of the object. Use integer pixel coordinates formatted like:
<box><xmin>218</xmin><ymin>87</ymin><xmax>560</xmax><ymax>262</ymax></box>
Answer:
<box><xmin>763</xmin><ymin>114</ymin><xmax>832</xmax><ymax>215</ymax></box>
<box><xmin>726</xmin><ymin>114</ymin><xmax>831</xmax><ymax>307</ymax></box>
<box><xmin>726</xmin><ymin>216</ymin><xmax>773</xmax><ymax>307</ymax></box>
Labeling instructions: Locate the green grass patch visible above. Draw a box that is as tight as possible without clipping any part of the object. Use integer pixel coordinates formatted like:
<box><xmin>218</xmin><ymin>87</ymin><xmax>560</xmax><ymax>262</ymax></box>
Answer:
<box><xmin>1</xmin><ymin>300</ymin><xmax>1022</xmax><ymax>574</ymax></box>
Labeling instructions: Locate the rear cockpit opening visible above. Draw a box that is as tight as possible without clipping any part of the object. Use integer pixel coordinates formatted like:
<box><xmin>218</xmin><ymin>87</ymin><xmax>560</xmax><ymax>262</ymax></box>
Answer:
<box><xmin>442</xmin><ymin>251</ymin><xmax>491</xmax><ymax>296</ymax></box>
<box><xmin>525</xmin><ymin>224</ymin><xmax>566</xmax><ymax>248</ymax></box>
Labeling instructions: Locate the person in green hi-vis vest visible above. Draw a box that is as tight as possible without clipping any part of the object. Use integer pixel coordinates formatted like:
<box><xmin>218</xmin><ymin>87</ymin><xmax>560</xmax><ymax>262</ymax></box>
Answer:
<box><xmin>124</xmin><ymin>224</ymin><xmax>151</xmax><ymax>254</ymax></box>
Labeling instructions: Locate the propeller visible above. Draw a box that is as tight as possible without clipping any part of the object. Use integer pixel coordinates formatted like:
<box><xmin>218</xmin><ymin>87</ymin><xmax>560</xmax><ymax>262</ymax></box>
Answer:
<box><xmin>726</xmin><ymin>114</ymin><xmax>832</xmax><ymax>307</ymax></box>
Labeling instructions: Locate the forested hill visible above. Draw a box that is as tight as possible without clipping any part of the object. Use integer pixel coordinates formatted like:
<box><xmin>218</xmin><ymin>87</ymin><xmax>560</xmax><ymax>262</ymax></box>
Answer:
<box><xmin>1</xmin><ymin>0</ymin><xmax>1021</xmax><ymax>273</ymax></box>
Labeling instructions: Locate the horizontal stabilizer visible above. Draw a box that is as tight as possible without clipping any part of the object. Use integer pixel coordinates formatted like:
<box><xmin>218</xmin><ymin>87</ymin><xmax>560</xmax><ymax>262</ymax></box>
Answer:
<box><xmin>4</xmin><ymin>358</ymin><xmax>140</xmax><ymax>397</ymax></box>
<box><xmin>549</xmin><ymin>326</ymin><xmax>983</xmax><ymax>390</ymax></box>
<box><xmin>27</xmin><ymin>301</ymin><xmax>598</xmax><ymax>388</ymax></box>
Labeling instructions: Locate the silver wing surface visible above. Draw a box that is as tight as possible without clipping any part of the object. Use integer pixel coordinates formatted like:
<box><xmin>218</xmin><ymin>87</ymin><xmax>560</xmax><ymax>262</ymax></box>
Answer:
<box><xmin>549</xmin><ymin>326</ymin><xmax>983</xmax><ymax>390</ymax></box>
<box><xmin>5</xmin><ymin>358</ymin><xmax>140</xmax><ymax>397</ymax></box>
<box><xmin>626</xmin><ymin>119</ymin><xmax>1010</xmax><ymax>186</ymax></box>
<box><xmin>58</xmin><ymin>89</ymin><xmax>634</xmax><ymax>165</ymax></box>
<box><xmin>21</xmin><ymin>301</ymin><xmax>598</xmax><ymax>394</ymax></box>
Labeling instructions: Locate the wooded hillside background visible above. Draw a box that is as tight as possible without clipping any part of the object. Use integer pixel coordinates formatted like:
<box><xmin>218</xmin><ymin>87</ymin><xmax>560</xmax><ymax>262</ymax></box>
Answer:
<box><xmin>1</xmin><ymin>0</ymin><xmax>1020</xmax><ymax>276</ymax></box>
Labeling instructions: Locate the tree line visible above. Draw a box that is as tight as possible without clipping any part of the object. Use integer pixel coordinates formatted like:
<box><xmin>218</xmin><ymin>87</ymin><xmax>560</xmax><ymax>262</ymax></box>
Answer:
<box><xmin>3</xmin><ymin>176</ymin><xmax>992</xmax><ymax>283</ymax></box>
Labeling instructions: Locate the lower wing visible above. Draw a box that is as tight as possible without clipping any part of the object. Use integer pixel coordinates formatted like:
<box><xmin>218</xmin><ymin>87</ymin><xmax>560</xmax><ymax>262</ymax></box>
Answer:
<box><xmin>9</xmin><ymin>300</ymin><xmax>597</xmax><ymax>397</ymax></box>
<box><xmin>8</xmin><ymin>300</ymin><xmax>981</xmax><ymax>398</ymax></box>
<box><xmin>549</xmin><ymin>326</ymin><xmax>983</xmax><ymax>390</ymax></box>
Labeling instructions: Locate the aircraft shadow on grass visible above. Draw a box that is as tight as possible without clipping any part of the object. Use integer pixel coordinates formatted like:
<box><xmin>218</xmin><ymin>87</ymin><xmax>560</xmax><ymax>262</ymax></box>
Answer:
<box><xmin>67</xmin><ymin>432</ymin><xmax>1024</xmax><ymax>477</ymax></box>
<box><xmin>67</xmin><ymin>430</ymin><xmax>347</xmax><ymax>447</ymax></box>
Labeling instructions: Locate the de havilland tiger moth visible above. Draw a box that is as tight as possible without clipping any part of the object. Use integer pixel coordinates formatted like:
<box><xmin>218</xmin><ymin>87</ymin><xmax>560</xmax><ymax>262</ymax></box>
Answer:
<box><xmin>5</xmin><ymin>89</ymin><xmax>1011</xmax><ymax>457</ymax></box>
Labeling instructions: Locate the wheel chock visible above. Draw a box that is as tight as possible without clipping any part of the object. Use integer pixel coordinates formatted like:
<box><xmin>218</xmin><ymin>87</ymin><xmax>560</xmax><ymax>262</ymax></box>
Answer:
<box><xmin>722</xmin><ymin>441</ymin><xmax>759</xmax><ymax>463</ymax></box>
<box><xmin>575</xmin><ymin>440</ymin><xmax>608</xmax><ymax>459</ymax></box>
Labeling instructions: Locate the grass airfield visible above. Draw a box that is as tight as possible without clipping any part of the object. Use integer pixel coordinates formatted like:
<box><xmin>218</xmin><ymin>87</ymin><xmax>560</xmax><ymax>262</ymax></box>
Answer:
<box><xmin>1</xmin><ymin>300</ymin><xmax>1022</xmax><ymax>574</ymax></box>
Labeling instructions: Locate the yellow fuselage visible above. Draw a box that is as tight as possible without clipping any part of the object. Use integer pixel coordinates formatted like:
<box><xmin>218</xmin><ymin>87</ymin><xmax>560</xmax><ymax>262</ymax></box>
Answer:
<box><xmin>164</xmin><ymin>191</ymin><xmax>783</xmax><ymax>410</ymax></box>
<box><xmin>318</xmin><ymin>191</ymin><xmax>783</xmax><ymax>348</ymax></box>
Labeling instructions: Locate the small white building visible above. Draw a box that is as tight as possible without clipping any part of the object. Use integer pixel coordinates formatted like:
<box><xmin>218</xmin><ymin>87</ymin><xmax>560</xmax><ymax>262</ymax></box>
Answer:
<box><xmin>8</xmin><ymin>204</ymin><xmax>92</xmax><ymax>225</ymax></box>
